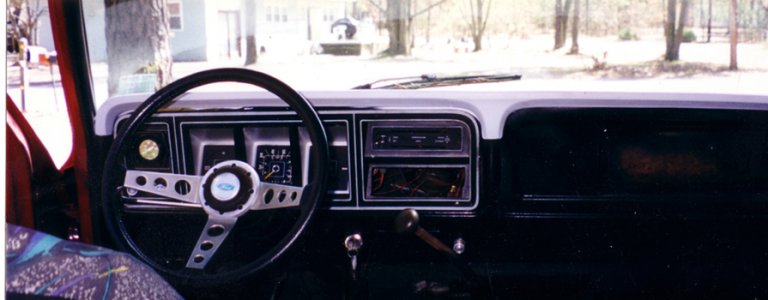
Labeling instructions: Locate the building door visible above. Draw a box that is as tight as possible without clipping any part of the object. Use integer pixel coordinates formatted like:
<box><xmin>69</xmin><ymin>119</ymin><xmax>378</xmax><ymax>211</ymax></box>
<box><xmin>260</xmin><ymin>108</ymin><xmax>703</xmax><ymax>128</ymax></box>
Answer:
<box><xmin>217</xmin><ymin>11</ymin><xmax>241</xmax><ymax>59</ymax></box>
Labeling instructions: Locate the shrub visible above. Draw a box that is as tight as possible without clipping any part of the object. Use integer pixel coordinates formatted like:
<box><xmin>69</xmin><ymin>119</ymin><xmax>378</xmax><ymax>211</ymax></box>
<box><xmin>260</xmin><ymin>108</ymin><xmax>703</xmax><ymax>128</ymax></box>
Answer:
<box><xmin>682</xmin><ymin>30</ymin><xmax>697</xmax><ymax>43</ymax></box>
<box><xmin>618</xmin><ymin>29</ymin><xmax>639</xmax><ymax>41</ymax></box>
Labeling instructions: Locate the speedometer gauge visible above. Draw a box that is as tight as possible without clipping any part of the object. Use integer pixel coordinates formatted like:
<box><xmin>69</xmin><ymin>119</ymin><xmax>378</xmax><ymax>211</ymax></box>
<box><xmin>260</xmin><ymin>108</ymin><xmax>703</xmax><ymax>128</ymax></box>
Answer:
<box><xmin>256</xmin><ymin>145</ymin><xmax>294</xmax><ymax>185</ymax></box>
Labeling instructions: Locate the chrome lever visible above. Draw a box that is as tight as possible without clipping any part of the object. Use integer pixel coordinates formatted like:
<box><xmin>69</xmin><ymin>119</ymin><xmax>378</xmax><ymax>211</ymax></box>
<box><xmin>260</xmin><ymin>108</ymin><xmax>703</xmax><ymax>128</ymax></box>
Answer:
<box><xmin>344</xmin><ymin>233</ymin><xmax>363</xmax><ymax>280</ymax></box>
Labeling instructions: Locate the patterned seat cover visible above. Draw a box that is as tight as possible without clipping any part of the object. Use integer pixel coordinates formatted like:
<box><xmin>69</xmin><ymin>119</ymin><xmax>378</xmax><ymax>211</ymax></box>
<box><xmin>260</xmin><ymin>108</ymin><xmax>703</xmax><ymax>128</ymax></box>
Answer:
<box><xmin>6</xmin><ymin>223</ymin><xmax>183</xmax><ymax>300</ymax></box>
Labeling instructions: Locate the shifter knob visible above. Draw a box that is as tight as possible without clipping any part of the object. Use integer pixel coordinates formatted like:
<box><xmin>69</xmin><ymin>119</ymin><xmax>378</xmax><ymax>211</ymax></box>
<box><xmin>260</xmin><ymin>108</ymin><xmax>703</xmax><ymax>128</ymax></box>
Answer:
<box><xmin>395</xmin><ymin>208</ymin><xmax>420</xmax><ymax>234</ymax></box>
<box><xmin>394</xmin><ymin>209</ymin><xmax>456</xmax><ymax>257</ymax></box>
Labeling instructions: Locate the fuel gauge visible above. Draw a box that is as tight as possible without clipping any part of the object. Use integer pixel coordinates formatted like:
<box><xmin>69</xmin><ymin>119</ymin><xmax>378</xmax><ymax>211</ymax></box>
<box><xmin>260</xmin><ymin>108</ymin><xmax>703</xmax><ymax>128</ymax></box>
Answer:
<box><xmin>138</xmin><ymin>139</ymin><xmax>160</xmax><ymax>161</ymax></box>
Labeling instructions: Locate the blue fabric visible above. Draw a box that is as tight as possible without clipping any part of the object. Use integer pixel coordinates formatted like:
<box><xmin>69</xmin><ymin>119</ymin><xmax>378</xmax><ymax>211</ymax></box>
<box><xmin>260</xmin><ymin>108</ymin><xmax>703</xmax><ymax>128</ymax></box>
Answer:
<box><xmin>6</xmin><ymin>224</ymin><xmax>183</xmax><ymax>300</ymax></box>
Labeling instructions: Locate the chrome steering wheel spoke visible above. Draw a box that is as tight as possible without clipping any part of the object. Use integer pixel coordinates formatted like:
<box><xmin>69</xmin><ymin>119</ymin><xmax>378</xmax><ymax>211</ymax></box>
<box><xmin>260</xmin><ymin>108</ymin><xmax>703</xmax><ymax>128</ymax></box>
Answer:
<box><xmin>185</xmin><ymin>216</ymin><xmax>237</xmax><ymax>269</ymax></box>
<box><xmin>123</xmin><ymin>170</ymin><xmax>202</xmax><ymax>204</ymax></box>
<box><xmin>252</xmin><ymin>183</ymin><xmax>304</xmax><ymax>210</ymax></box>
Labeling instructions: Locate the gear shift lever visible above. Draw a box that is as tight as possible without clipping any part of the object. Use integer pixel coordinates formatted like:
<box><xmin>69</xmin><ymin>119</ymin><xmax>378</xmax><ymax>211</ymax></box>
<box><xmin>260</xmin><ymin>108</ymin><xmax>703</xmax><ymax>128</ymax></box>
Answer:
<box><xmin>395</xmin><ymin>209</ymin><xmax>491</xmax><ymax>297</ymax></box>
<box><xmin>395</xmin><ymin>208</ymin><xmax>456</xmax><ymax>257</ymax></box>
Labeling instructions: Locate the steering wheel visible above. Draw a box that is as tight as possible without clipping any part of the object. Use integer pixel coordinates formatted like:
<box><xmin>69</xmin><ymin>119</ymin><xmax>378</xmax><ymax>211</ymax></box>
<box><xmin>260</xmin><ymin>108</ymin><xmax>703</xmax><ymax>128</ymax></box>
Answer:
<box><xmin>101</xmin><ymin>68</ymin><xmax>329</xmax><ymax>286</ymax></box>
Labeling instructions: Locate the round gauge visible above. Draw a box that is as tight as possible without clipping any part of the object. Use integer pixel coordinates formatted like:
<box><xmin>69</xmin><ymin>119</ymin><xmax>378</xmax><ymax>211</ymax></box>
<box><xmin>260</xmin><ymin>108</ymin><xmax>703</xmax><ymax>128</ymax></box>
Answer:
<box><xmin>138</xmin><ymin>139</ymin><xmax>160</xmax><ymax>161</ymax></box>
<box><xmin>256</xmin><ymin>146</ymin><xmax>294</xmax><ymax>185</ymax></box>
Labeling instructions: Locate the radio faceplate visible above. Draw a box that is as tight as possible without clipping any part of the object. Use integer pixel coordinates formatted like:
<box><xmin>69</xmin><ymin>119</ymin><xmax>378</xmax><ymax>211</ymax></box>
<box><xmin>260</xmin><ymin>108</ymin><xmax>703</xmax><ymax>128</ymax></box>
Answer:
<box><xmin>371</xmin><ymin>127</ymin><xmax>463</xmax><ymax>150</ymax></box>
<box><xmin>364</xmin><ymin>120</ymin><xmax>471</xmax><ymax>157</ymax></box>
<box><xmin>359</xmin><ymin>117</ymin><xmax>477</xmax><ymax>209</ymax></box>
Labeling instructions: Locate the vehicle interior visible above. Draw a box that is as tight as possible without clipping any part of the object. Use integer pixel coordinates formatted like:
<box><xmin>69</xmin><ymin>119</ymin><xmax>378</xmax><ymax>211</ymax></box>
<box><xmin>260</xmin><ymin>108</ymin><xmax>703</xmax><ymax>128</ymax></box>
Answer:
<box><xmin>6</xmin><ymin>0</ymin><xmax>768</xmax><ymax>299</ymax></box>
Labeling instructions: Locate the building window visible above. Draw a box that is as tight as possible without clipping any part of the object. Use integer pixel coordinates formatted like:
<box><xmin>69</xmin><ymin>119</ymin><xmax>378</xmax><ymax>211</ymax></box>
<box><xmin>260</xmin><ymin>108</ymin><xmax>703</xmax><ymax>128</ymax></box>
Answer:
<box><xmin>323</xmin><ymin>9</ymin><xmax>334</xmax><ymax>22</ymax></box>
<box><xmin>266</xmin><ymin>6</ymin><xmax>287</xmax><ymax>23</ymax></box>
<box><xmin>168</xmin><ymin>1</ymin><xmax>182</xmax><ymax>30</ymax></box>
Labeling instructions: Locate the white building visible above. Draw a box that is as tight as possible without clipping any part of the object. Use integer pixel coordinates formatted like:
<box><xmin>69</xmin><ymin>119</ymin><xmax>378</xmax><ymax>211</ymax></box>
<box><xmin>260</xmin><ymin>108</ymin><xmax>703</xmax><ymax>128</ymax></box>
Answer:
<box><xmin>71</xmin><ymin>0</ymin><xmax>355</xmax><ymax>63</ymax></box>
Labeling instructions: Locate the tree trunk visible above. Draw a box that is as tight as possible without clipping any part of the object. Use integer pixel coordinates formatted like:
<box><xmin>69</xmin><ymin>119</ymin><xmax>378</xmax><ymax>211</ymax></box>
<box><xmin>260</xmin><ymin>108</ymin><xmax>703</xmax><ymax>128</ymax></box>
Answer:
<box><xmin>243</xmin><ymin>0</ymin><xmax>257</xmax><ymax>65</ymax></box>
<box><xmin>469</xmin><ymin>0</ymin><xmax>489</xmax><ymax>52</ymax></box>
<box><xmin>554</xmin><ymin>0</ymin><xmax>564</xmax><ymax>49</ymax></box>
<box><xmin>584</xmin><ymin>0</ymin><xmax>589</xmax><ymax>35</ymax></box>
<box><xmin>560</xmin><ymin>0</ymin><xmax>573</xmax><ymax>46</ymax></box>
<box><xmin>30</xmin><ymin>26</ymin><xmax>38</xmax><ymax>46</ymax></box>
<box><xmin>729</xmin><ymin>0</ymin><xmax>738</xmax><ymax>70</ymax></box>
<box><xmin>554</xmin><ymin>0</ymin><xmax>572</xmax><ymax>50</ymax></box>
<box><xmin>569</xmin><ymin>0</ymin><xmax>580</xmax><ymax>54</ymax></box>
<box><xmin>674</xmin><ymin>0</ymin><xmax>690</xmax><ymax>49</ymax></box>
<box><xmin>25</xmin><ymin>1</ymin><xmax>38</xmax><ymax>45</ymax></box>
<box><xmin>473</xmin><ymin>35</ymin><xmax>482</xmax><ymax>52</ymax></box>
<box><xmin>665</xmin><ymin>0</ymin><xmax>679</xmax><ymax>60</ymax></box>
<box><xmin>474</xmin><ymin>0</ymin><xmax>483</xmax><ymax>51</ymax></box>
<box><xmin>386</xmin><ymin>0</ymin><xmax>412</xmax><ymax>55</ymax></box>
<box><xmin>105</xmin><ymin>0</ymin><xmax>172</xmax><ymax>96</ymax></box>
<box><xmin>707</xmin><ymin>0</ymin><xmax>712</xmax><ymax>42</ymax></box>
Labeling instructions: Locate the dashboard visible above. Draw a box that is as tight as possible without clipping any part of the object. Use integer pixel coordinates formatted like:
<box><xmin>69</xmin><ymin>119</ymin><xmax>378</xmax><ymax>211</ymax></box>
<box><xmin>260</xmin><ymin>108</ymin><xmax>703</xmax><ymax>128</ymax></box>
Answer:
<box><xmin>112</xmin><ymin>108</ymin><xmax>479</xmax><ymax>211</ymax></box>
<box><xmin>95</xmin><ymin>90</ymin><xmax>768</xmax><ymax>297</ymax></box>
<box><xmin>97</xmin><ymin>90</ymin><xmax>768</xmax><ymax>215</ymax></box>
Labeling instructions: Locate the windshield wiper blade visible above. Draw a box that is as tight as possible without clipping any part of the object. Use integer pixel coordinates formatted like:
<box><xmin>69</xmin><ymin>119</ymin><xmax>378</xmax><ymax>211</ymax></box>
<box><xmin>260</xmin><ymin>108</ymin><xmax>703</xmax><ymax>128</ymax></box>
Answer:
<box><xmin>352</xmin><ymin>73</ymin><xmax>522</xmax><ymax>89</ymax></box>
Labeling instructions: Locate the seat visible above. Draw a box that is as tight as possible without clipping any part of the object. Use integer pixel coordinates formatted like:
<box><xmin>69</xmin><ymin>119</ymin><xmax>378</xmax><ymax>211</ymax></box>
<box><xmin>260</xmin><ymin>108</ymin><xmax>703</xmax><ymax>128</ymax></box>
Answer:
<box><xmin>6</xmin><ymin>223</ymin><xmax>182</xmax><ymax>299</ymax></box>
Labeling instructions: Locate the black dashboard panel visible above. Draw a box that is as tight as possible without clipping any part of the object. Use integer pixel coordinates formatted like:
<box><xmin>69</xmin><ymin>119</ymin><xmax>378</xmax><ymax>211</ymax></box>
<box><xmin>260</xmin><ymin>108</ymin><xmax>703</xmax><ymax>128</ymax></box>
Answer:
<box><xmin>98</xmin><ymin>92</ymin><xmax>768</xmax><ymax>298</ymax></box>
<box><xmin>116</xmin><ymin>110</ymin><xmax>479</xmax><ymax>211</ymax></box>
<box><xmin>500</xmin><ymin>108</ymin><xmax>768</xmax><ymax>216</ymax></box>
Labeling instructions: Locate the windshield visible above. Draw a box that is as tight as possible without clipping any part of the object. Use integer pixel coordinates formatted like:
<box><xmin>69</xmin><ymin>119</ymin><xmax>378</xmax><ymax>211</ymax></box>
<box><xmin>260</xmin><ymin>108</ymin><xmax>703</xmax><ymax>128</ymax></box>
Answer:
<box><xmin>81</xmin><ymin>0</ymin><xmax>768</xmax><ymax>109</ymax></box>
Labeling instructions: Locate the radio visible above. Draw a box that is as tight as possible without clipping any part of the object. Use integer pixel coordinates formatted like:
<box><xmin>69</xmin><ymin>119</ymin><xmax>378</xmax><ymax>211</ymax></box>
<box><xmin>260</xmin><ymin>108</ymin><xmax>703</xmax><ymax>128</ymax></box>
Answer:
<box><xmin>371</xmin><ymin>127</ymin><xmax>463</xmax><ymax>150</ymax></box>
<box><xmin>364</xmin><ymin>120</ymin><xmax>470</xmax><ymax>157</ymax></box>
<box><xmin>360</xmin><ymin>118</ymin><xmax>476</xmax><ymax>208</ymax></box>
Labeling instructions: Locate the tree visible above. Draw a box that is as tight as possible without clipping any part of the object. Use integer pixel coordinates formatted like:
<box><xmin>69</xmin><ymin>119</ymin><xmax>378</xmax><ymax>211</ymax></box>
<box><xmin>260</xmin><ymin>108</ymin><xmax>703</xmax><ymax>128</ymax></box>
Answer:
<box><xmin>707</xmin><ymin>0</ymin><xmax>712</xmax><ymax>42</ymax></box>
<box><xmin>367</xmin><ymin>0</ymin><xmax>447</xmax><ymax>55</ymax></box>
<box><xmin>561</xmin><ymin>0</ymin><xmax>573</xmax><ymax>43</ymax></box>
<box><xmin>664</xmin><ymin>0</ymin><xmax>691</xmax><ymax>61</ymax></box>
<box><xmin>729</xmin><ymin>0</ymin><xmax>738</xmax><ymax>70</ymax></box>
<box><xmin>388</xmin><ymin>0</ymin><xmax>412</xmax><ymax>55</ymax></box>
<box><xmin>464</xmin><ymin>0</ymin><xmax>492</xmax><ymax>52</ymax></box>
<box><xmin>553</xmin><ymin>0</ymin><xmax>573</xmax><ymax>50</ymax></box>
<box><xmin>104</xmin><ymin>0</ymin><xmax>173</xmax><ymax>96</ymax></box>
<box><xmin>6</xmin><ymin>0</ymin><xmax>47</xmax><ymax>50</ymax></box>
<box><xmin>568</xmin><ymin>0</ymin><xmax>581</xmax><ymax>54</ymax></box>
<box><xmin>554</xmin><ymin>0</ymin><xmax>564</xmax><ymax>49</ymax></box>
<box><xmin>243</xmin><ymin>0</ymin><xmax>257</xmax><ymax>65</ymax></box>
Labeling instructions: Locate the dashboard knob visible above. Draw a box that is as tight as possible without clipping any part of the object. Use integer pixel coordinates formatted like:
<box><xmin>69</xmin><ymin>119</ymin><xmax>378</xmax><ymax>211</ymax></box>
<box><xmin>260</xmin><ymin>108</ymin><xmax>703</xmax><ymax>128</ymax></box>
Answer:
<box><xmin>453</xmin><ymin>238</ymin><xmax>466</xmax><ymax>255</ymax></box>
<box><xmin>344</xmin><ymin>233</ymin><xmax>363</xmax><ymax>253</ymax></box>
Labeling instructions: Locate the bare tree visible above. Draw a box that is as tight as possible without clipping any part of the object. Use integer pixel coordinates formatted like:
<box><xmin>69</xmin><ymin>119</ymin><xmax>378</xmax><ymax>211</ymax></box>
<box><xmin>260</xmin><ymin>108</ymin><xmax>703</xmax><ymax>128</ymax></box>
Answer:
<box><xmin>729</xmin><ymin>0</ymin><xmax>738</xmax><ymax>70</ymax></box>
<box><xmin>388</xmin><ymin>0</ymin><xmax>412</xmax><ymax>55</ymax></box>
<box><xmin>554</xmin><ymin>0</ymin><xmax>564</xmax><ymax>49</ymax></box>
<box><xmin>6</xmin><ymin>0</ymin><xmax>48</xmax><ymax>49</ymax></box>
<box><xmin>664</xmin><ymin>0</ymin><xmax>691</xmax><ymax>61</ymax></box>
<box><xmin>105</xmin><ymin>0</ymin><xmax>173</xmax><ymax>96</ymax></box>
<box><xmin>707</xmin><ymin>0</ymin><xmax>712</xmax><ymax>42</ymax></box>
<box><xmin>568</xmin><ymin>0</ymin><xmax>581</xmax><ymax>54</ymax></box>
<box><xmin>243</xmin><ymin>0</ymin><xmax>257</xmax><ymax>65</ymax></box>
<box><xmin>367</xmin><ymin>0</ymin><xmax>447</xmax><ymax>55</ymax></box>
<box><xmin>553</xmin><ymin>0</ymin><xmax>573</xmax><ymax>50</ymax></box>
<box><xmin>561</xmin><ymin>0</ymin><xmax>573</xmax><ymax>44</ymax></box>
<box><xmin>464</xmin><ymin>0</ymin><xmax>492</xmax><ymax>52</ymax></box>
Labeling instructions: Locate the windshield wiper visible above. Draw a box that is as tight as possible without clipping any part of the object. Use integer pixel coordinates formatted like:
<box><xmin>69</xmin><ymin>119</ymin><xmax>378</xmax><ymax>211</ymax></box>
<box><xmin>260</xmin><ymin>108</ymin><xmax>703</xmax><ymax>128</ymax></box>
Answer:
<box><xmin>352</xmin><ymin>73</ymin><xmax>522</xmax><ymax>89</ymax></box>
